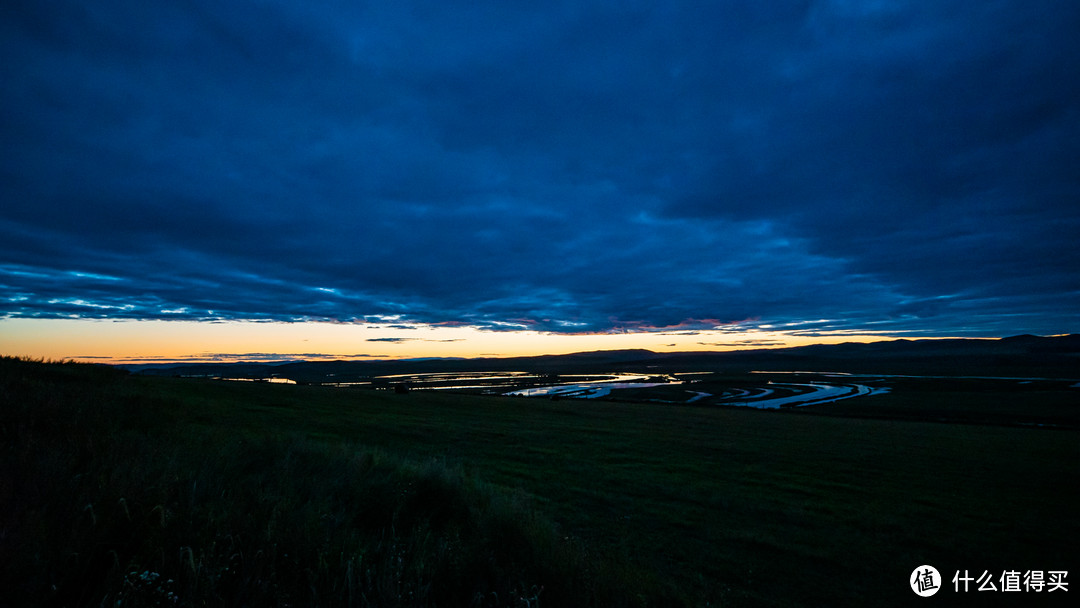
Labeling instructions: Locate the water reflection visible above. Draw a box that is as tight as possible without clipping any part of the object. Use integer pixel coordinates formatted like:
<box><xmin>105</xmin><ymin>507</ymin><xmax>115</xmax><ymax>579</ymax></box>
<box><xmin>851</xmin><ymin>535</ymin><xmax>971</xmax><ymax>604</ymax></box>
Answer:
<box><xmin>306</xmin><ymin>369</ymin><xmax>895</xmax><ymax>409</ymax></box>
<box><xmin>505</xmin><ymin>376</ymin><xmax>681</xmax><ymax>399</ymax></box>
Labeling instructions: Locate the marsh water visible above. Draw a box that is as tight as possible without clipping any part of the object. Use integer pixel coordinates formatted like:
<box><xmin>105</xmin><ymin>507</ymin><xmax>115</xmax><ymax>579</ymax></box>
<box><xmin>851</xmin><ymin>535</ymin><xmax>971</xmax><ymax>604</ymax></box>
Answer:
<box><xmin>357</xmin><ymin>370</ymin><xmax>889</xmax><ymax>409</ymax></box>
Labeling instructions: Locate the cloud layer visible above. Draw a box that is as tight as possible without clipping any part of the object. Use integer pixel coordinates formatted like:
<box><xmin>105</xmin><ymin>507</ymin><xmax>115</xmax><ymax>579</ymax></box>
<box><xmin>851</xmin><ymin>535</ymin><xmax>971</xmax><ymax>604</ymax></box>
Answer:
<box><xmin>3</xmin><ymin>1</ymin><xmax>1078</xmax><ymax>337</ymax></box>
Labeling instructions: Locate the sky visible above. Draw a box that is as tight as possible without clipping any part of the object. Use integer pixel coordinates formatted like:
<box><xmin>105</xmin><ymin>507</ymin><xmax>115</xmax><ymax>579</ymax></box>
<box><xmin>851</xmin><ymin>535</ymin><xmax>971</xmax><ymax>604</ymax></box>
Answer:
<box><xmin>2</xmin><ymin>1</ymin><xmax>1079</xmax><ymax>363</ymax></box>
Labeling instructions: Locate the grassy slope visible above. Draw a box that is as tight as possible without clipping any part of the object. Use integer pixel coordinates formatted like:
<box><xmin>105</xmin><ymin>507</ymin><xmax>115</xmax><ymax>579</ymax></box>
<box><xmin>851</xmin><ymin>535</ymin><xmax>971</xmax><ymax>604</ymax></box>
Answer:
<box><xmin>3</xmin><ymin>358</ymin><xmax>1078</xmax><ymax>607</ymax></box>
<box><xmin>1</xmin><ymin>359</ymin><xmax>674</xmax><ymax>608</ymax></box>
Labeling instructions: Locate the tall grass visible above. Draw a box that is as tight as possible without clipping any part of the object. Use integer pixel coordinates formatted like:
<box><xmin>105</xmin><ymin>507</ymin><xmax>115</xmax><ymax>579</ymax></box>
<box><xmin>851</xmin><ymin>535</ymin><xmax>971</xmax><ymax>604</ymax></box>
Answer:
<box><xmin>0</xmin><ymin>357</ymin><xmax>679</xmax><ymax>607</ymax></box>
<box><xmin>9</xmin><ymin>356</ymin><xmax>1074</xmax><ymax>606</ymax></box>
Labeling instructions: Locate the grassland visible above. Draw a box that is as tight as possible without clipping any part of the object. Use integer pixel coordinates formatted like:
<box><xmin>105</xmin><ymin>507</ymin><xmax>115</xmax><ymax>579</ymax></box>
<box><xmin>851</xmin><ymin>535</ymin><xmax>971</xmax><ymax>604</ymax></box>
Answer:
<box><xmin>2</xmin><ymin>357</ymin><xmax>1077</xmax><ymax>607</ymax></box>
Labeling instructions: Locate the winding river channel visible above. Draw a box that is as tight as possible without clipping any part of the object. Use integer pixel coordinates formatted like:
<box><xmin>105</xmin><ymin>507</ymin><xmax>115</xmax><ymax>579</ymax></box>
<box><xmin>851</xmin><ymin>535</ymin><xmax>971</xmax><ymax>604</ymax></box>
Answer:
<box><xmin>503</xmin><ymin>374</ymin><xmax>890</xmax><ymax>408</ymax></box>
<box><xmin>721</xmin><ymin>382</ymin><xmax>890</xmax><ymax>408</ymax></box>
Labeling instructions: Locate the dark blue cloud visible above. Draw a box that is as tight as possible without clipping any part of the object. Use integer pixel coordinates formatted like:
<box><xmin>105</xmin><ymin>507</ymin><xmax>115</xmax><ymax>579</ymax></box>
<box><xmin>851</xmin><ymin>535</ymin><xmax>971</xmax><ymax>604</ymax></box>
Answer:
<box><xmin>2</xmin><ymin>1</ymin><xmax>1078</xmax><ymax>338</ymax></box>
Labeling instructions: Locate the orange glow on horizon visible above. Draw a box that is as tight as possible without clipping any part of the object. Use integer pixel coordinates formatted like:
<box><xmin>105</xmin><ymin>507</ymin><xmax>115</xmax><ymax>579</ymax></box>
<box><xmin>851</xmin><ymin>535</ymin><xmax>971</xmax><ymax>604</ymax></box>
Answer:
<box><xmin>0</xmin><ymin>317</ymin><xmax>939</xmax><ymax>365</ymax></box>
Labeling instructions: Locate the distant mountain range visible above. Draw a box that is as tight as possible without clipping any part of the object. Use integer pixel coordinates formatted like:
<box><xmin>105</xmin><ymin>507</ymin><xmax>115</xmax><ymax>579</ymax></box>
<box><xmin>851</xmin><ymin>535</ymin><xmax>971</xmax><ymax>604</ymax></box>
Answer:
<box><xmin>128</xmin><ymin>334</ymin><xmax>1080</xmax><ymax>381</ymax></box>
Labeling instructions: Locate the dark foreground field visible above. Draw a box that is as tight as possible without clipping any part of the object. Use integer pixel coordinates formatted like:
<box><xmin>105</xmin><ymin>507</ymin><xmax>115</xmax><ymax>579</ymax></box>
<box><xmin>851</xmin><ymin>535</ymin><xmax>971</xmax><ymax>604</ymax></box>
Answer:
<box><xmin>2</xmin><ymin>357</ymin><xmax>1077</xmax><ymax>607</ymax></box>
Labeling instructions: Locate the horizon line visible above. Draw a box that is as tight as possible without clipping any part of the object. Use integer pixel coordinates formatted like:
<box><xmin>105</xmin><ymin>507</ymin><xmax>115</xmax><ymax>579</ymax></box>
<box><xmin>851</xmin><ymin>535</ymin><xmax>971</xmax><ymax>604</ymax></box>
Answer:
<box><xmin>51</xmin><ymin>333</ymin><xmax>1072</xmax><ymax>366</ymax></box>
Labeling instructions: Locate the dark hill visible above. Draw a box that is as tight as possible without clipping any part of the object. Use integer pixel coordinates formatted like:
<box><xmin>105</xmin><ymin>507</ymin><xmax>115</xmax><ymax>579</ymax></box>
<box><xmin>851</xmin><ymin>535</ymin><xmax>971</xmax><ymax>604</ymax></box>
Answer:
<box><xmin>130</xmin><ymin>335</ymin><xmax>1080</xmax><ymax>382</ymax></box>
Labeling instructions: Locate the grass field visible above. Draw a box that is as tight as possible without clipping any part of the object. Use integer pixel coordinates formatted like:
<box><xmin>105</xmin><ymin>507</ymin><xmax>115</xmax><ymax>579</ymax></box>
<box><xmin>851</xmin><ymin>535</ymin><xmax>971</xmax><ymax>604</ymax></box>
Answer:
<box><xmin>2</xmin><ymin>357</ymin><xmax>1077</xmax><ymax>606</ymax></box>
